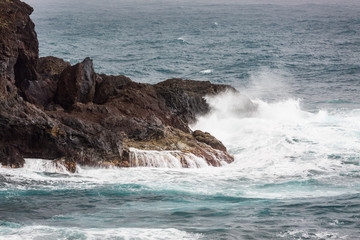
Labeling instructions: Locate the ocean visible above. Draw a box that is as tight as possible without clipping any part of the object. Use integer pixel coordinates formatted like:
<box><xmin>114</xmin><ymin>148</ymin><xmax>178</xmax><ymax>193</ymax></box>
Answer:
<box><xmin>1</xmin><ymin>0</ymin><xmax>360</xmax><ymax>239</ymax></box>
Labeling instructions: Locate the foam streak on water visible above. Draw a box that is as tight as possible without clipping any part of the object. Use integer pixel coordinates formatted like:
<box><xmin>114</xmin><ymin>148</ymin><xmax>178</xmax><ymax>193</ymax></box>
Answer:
<box><xmin>0</xmin><ymin>225</ymin><xmax>201</xmax><ymax>240</ymax></box>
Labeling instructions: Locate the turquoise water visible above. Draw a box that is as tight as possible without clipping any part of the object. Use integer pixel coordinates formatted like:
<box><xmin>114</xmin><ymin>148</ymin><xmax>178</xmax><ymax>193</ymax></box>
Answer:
<box><xmin>1</xmin><ymin>0</ymin><xmax>360</xmax><ymax>239</ymax></box>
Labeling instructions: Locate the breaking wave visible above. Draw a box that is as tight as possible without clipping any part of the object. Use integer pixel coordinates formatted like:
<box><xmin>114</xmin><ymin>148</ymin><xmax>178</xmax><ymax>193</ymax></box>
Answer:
<box><xmin>192</xmin><ymin>91</ymin><xmax>360</xmax><ymax>181</ymax></box>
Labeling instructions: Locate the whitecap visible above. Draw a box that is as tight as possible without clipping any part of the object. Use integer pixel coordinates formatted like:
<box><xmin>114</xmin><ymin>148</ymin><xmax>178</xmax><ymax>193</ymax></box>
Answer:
<box><xmin>176</xmin><ymin>36</ymin><xmax>189</xmax><ymax>44</ymax></box>
<box><xmin>200</xmin><ymin>69</ymin><xmax>213</xmax><ymax>74</ymax></box>
<box><xmin>192</xmin><ymin>90</ymin><xmax>360</xmax><ymax>184</ymax></box>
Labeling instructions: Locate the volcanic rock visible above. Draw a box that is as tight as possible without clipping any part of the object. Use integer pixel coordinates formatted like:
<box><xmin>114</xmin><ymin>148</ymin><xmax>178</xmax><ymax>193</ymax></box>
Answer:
<box><xmin>56</xmin><ymin>57</ymin><xmax>98</xmax><ymax>109</ymax></box>
<box><xmin>0</xmin><ymin>0</ymin><xmax>236</xmax><ymax>170</ymax></box>
<box><xmin>0</xmin><ymin>0</ymin><xmax>38</xmax><ymax>99</ymax></box>
<box><xmin>0</xmin><ymin>145</ymin><xmax>24</xmax><ymax>168</ymax></box>
<box><xmin>193</xmin><ymin>130</ymin><xmax>227</xmax><ymax>152</ymax></box>
<box><xmin>20</xmin><ymin>78</ymin><xmax>57</xmax><ymax>106</ymax></box>
<box><xmin>155</xmin><ymin>78</ymin><xmax>236</xmax><ymax>123</ymax></box>
<box><xmin>94</xmin><ymin>74</ymin><xmax>132</xmax><ymax>104</ymax></box>
<box><xmin>37</xmin><ymin>56</ymin><xmax>71</xmax><ymax>81</ymax></box>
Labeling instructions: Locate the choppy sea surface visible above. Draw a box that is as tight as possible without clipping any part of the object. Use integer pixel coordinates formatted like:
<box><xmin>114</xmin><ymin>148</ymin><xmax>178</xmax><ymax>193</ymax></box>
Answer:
<box><xmin>1</xmin><ymin>0</ymin><xmax>360</xmax><ymax>239</ymax></box>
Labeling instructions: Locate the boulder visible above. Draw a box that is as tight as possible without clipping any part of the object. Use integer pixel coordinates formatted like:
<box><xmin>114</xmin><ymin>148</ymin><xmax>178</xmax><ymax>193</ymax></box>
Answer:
<box><xmin>37</xmin><ymin>56</ymin><xmax>70</xmax><ymax>81</ymax></box>
<box><xmin>56</xmin><ymin>57</ymin><xmax>98</xmax><ymax>109</ymax></box>
<box><xmin>94</xmin><ymin>74</ymin><xmax>132</xmax><ymax>104</ymax></box>
<box><xmin>20</xmin><ymin>78</ymin><xmax>57</xmax><ymax>106</ymax></box>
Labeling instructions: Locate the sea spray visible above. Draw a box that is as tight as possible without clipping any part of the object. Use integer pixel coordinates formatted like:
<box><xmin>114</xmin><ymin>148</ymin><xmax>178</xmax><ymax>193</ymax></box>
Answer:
<box><xmin>3</xmin><ymin>1</ymin><xmax>360</xmax><ymax>238</ymax></box>
<box><xmin>23</xmin><ymin>158</ymin><xmax>72</xmax><ymax>174</ymax></box>
<box><xmin>192</xmin><ymin>92</ymin><xmax>360</xmax><ymax>181</ymax></box>
<box><xmin>242</xmin><ymin>67</ymin><xmax>294</xmax><ymax>101</ymax></box>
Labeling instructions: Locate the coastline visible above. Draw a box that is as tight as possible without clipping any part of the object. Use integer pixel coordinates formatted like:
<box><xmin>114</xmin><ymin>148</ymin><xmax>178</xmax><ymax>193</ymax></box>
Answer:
<box><xmin>0</xmin><ymin>0</ymin><xmax>236</xmax><ymax>171</ymax></box>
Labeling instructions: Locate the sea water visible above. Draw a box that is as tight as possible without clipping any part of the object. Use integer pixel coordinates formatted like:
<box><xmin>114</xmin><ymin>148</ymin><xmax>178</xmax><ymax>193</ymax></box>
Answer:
<box><xmin>1</xmin><ymin>0</ymin><xmax>360</xmax><ymax>239</ymax></box>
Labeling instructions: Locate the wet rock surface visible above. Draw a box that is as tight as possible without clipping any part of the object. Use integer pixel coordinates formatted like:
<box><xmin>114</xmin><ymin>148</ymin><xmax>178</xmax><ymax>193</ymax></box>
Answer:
<box><xmin>0</xmin><ymin>0</ymin><xmax>236</xmax><ymax>170</ymax></box>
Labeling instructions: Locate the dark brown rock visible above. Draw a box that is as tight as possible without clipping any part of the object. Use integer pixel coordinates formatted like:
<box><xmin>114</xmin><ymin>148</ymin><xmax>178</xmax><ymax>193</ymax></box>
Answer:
<box><xmin>0</xmin><ymin>99</ymin><xmax>65</xmax><ymax>163</ymax></box>
<box><xmin>0</xmin><ymin>0</ymin><xmax>38</xmax><ymax>99</ymax></box>
<box><xmin>37</xmin><ymin>56</ymin><xmax>70</xmax><ymax>81</ymax></box>
<box><xmin>0</xmin><ymin>145</ymin><xmax>24</xmax><ymax>168</ymax></box>
<box><xmin>56</xmin><ymin>57</ymin><xmax>97</xmax><ymax>109</ymax></box>
<box><xmin>94</xmin><ymin>74</ymin><xmax>132</xmax><ymax>104</ymax></box>
<box><xmin>21</xmin><ymin>78</ymin><xmax>57</xmax><ymax>106</ymax></box>
<box><xmin>0</xmin><ymin>0</ymin><xmax>236</xmax><ymax>169</ymax></box>
<box><xmin>155</xmin><ymin>78</ymin><xmax>236</xmax><ymax>123</ymax></box>
<box><xmin>193</xmin><ymin>130</ymin><xmax>227</xmax><ymax>152</ymax></box>
<box><xmin>10</xmin><ymin>56</ymin><xmax>70</xmax><ymax>107</ymax></box>
<box><xmin>156</xmin><ymin>78</ymin><xmax>236</xmax><ymax>96</ymax></box>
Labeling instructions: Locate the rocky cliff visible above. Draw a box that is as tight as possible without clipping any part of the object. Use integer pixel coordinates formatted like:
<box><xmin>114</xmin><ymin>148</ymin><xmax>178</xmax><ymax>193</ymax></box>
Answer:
<box><xmin>0</xmin><ymin>0</ymin><xmax>238</xmax><ymax>171</ymax></box>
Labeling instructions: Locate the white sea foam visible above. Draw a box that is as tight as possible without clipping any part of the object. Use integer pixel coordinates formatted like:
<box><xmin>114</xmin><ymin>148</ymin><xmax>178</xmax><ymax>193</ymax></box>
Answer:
<box><xmin>129</xmin><ymin>148</ymin><xmax>210</xmax><ymax>168</ymax></box>
<box><xmin>240</xmin><ymin>67</ymin><xmax>294</xmax><ymax>100</ymax></box>
<box><xmin>1</xmin><ymin>159</ymin><xmax>357</xmax><ymax>200</ymax></box>
<box><xmin>277</xmin><ymin>229</ymin><xmax>349</xmax><ymax>240</ymax></box>
<box><xmin>1</xmin><ymin>89</ymin><xmax>359</xmax><ymax>199</ymax></box>
<box><xmin>192</xmin><ymin>91</ymin><xmax>360</xmax><ymax>183</ymax></box>
<box><xmin>200</xmin><ymin>69</ymin><xmax>213</xmax><ymax>74</ymax></box>
<box><xmin>23</xmin><ymin>158</ymin><xmax>71</xmax><ymax>173</ymax></box>
<box><xmin>0</xmin><ymin>225</ymin><xmax>202</xmax><ymax>240</ymax></box>
<box><xmin>177</xmin><ymin>36</ymin><xmax>189</xmax><ymax>44</ymax></box>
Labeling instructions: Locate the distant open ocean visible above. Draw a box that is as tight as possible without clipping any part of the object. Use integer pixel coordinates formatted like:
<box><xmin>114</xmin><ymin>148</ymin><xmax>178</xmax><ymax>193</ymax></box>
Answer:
<box><xmin>1</xmin><ymin>0</ymin><xmax>359</xmax><ymax>239</ymax></box>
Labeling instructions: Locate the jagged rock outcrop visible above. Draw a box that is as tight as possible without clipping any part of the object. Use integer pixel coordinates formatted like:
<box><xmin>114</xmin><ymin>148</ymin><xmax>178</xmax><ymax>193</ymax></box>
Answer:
<box><xmin>56</xmin><ymin>57</ymin><xmax>100</xmax><ymax>109</ymax></box>
<box><xmin>22</xmin><ymin>56</ymin><xmax>72</xmax><ymax>107</ymax></box>
<box><xmin>155</xmin><ymin>78</ymin><xmax>236</xmax><ymax>123</ymax></box>
<box><xmin>94</xmin><ymin>74</ymin><xmax>132</xmax><ymax>104</ymax></box>
<box><xmin>0</xmin><ymin>0</ymin><xmax>237</xmax><ymax>171</ymax></box>
<box><xmin>193</xmin><ymin>130</ymin><xmax>227</xmax><ymax>152</ymax></box>
<box><xmin>0</xmin><ymin>0</ymin><xmax>42</xmax><ymax>167</ymax></box>
<box><xmin>37</xmin><ymin>56</ymin><xmax>71</xmax><ymax>81</ymax></box>
<box><xmin>0</xmin><ymin>0</ymin><xmax>38</xmax><ymax>99</ymax></box>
